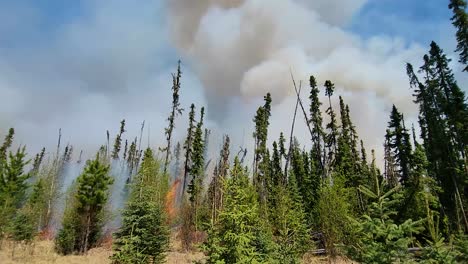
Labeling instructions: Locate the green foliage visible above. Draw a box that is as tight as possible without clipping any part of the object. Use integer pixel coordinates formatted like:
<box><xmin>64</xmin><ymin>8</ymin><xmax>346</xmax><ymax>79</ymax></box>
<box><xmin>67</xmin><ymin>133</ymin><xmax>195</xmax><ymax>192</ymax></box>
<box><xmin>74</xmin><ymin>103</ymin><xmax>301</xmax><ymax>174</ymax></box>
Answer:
<box><xmin>111</xmin><ymin>149</ymin><xmax>170</xmax><ymax>263</ymax></box>
<box><xmin>420</xmin><ymin>237</ymin><xmax>458</xmax><ymax>264</ymax></box>
<box><xmin>188</xmin><ymin>107</ymin><xmax>205</xmax><ymax>204</ymax></box>
<box><xmin>317</xmin><ymin>179</ymin><xmax>355</xmax><ymax>256</ymax></box>
<box><xmin>56</xmin><ymin>156</ymin><xmax>113</xmax><ymax>254</ymax></box>
<box><xmin>454</xmin><ymin>233</ymin><xmax>468</xmax><ymax>262</ymax></box>
<box><xmin>0</xmin><ymin>144</ymin><xmax>30</xmax><ymax>239</ymax></box>
<box><xmin>253</xmin><ymin>93</ymin><xmax>272</xmax><ymax>202</ymax></box>
<box><xmin>111</xmin><ymin>199</ymin><xmax>169</xmax><ymax>264</ymax></box>
<box><xmin>204</xmin><ymin>158</ymin><xmax>276</xmax><ymax>264</ymax></box>
<box><xmin>55</xmin><ymin>183</ymin><xmax>79</xmax><ymax>255</ymax></box>
<box><xmin>324</xmin><ymin>80</ymin><xmax>338</xmax><ymax>161</ymax></box>
<box><xmin>10</xmin><ymin>209</ymin><xmax>36</xmax><ymax>243</ymax></box>
<box><xmin>163</xmin><ymin>61</ymin><xmax>184</xmax><ymax>174</ymax></box>
<box><xmin>347</xmin><ymin>186</ymin><xmax>424</xmax><ymax>264</ymax></box>
<box><xmin>449</xmin><ymin>0</ymin><xmax>468</xmax><ymax>71</ymax></box>
<box><xmin>269</xmin><ymin>182</ymin><xmax>309</xmax><ymax>264</ymax></box>
<box><xmin>111</xmin><ymin>119</ymin><xmax>126</xmax><ymax>160</ymax></box>
<box><xmin>385</xmin><ymin>105</ymin><xmax>412</xmax><ymax>186</ymax></box>
<box><xmin>0</xmin><ymin>147</ymin><xmax>31</xmax><ymax>209</ymax></box>
<box><xmin>407</xmin><ymin>42</ymin><xmax>468</xmax><ymax>231</ymax></box>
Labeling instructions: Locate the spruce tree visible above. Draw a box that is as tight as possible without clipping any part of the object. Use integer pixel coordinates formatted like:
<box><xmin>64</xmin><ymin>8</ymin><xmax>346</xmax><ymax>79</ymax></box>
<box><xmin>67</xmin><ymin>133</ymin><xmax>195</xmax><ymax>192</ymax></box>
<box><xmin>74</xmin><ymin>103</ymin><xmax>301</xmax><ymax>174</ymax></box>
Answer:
<box><xmin>112</xmin><ymin>151</ymin><xmax>169</xmax><ymax>264</ymax></box>
<box><xmin>324</xmin><ymin>81</ymin><xmax>338</xmax><ymax>168</ymax></box>
<box><xmin>204</xmin><ymin>157</ymin><xmax>275</xmax><ymax>263</ymax></box>
<box><xmin>207</xmin><ymin>135</ymin><xmax>230</xmax><ymax>225</ymax></box>
<box><xmin>385</xmin><ymin>105</ymin><xmax>412</xmax><ymax>186</ymax></box>
<box><xmin>182</xmin><ymin>104</ymin><xmax>196</xmax><ymax>196</ymax></box>
<box><xmin>449</xmin><ymin>0</ymin><xmax>468</xmax><ymax>71</ymax></box>
<box><xmin>111</xmin><ymin>119</ymin><xmax>126</xmax><ymax>160</ymax></box>
<box><xmin>187</xmin><ymin>107</ymin><xmax>205</xmax><ymax>230</ymax></box>
<box><xmin>163</xmin><ymin>61</ymin><xmax>184</xmax><ymax>174</ymax></box>
<box><xmin>56</xmin><ymin>155</ymin><xmax>113</xmax><ymax>254</ymax></box>
<box><xmin>407</xmin><ymin>42</ymin><xmax>468</xmax><ymax>231</ymax></box>
<box><xmin>348</xmin><ymin>185</ymin><xmax>424</xmax><ymax>264</ymax></box>
<box><xmin>309</xmin><ymin>75</ymin><xmax>325</xmax><ymax>174</ymax></box>
<box><xmin>252</xmin><ymin>93</ymin><xmax>272</xmax><ymax>203</ymax></box>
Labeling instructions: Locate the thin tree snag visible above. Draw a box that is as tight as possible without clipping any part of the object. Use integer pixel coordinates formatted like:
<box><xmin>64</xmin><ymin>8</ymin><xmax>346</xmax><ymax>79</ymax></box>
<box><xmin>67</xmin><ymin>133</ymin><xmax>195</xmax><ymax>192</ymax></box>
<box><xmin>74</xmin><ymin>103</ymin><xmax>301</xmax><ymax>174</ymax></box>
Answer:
<box><xmin>290</xmin><ymin>71</ymin><xmax>314</xmax><ymax>140</ymax></box>
<box><xmin>284</xmin><ymin>81</ymin><xmax>302</xmax><ymax>179</ymax></box>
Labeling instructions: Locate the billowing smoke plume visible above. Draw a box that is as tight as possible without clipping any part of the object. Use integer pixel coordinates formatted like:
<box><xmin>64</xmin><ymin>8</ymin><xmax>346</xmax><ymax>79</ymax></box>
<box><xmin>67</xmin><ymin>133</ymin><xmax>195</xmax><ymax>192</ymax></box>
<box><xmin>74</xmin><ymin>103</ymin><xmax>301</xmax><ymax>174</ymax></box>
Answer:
<box><xmin>167</xmin><ymin>0</ymin><xmax>435</xmax><ymax>161</ymax></box>
<box><xmin>169</xmin><ymin>0</ymin><xmax>422</xmax><ymax>116</ymax></box>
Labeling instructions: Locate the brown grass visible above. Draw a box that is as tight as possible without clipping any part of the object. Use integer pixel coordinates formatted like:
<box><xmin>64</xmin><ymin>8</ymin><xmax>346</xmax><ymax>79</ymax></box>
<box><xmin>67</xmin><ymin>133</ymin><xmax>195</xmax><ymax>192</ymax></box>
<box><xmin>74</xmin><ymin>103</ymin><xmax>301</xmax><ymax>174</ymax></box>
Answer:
<box><xmin>0</xmin><ymin>239</ymin><xmax>353</xmax><ymax>264</ymax></box>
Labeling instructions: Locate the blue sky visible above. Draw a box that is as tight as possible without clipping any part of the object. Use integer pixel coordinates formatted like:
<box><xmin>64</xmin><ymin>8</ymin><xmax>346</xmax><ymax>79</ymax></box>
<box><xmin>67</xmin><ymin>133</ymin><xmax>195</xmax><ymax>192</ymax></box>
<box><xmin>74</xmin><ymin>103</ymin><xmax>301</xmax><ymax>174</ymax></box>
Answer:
<box><xmin>351</xmin><ymin>0</ymin><xmax>455</xmax><ymax>48</ymax></box>
<box><xmin>0</xmin><ymin>0</ymin><xmax>456</xmax><ymax>52</ymax></box>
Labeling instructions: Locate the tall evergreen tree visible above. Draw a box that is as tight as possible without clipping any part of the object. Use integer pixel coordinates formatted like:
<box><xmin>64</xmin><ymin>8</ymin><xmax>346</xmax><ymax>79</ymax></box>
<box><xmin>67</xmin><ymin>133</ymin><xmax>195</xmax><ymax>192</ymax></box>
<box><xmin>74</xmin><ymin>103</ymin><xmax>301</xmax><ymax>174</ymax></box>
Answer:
<box><xmin>112</xmin><ymin>150</ymin><xmax>169</xmax><ymax>264</ymax></box>
<box><xmin>253</xmin><ymin>93</ymin><xmax>272</xmax><ymax>202</ymax></box>
<box><xmin>324</xmin><ymin>81</ymin><xmax>338</xmax><ymax>168</ymax></box>
<box><xmin>407</xmin><ymin>42</ymin><xmax>468</xmax><ymax>231</ymax></box>
<box><xmin>385</xmin><ymin>105</ymin><xmax>412</xmax><ymax>186</ymax></box>
<box><xmin>187</xmin><ymin>107</ymin><xmax>205</xmax><ymax>231</ymax></box>
<box><xmin>449</xmin><ymin>0</ymin><xmax>468</xmax><ymax>71</ymax></box>
<box><xmin>204</xmin><ymin>157</ymin><xmax>275</xmax><ymax>264</ymax></box>
<box><xmin>56</xmin><ymin>155</ymin><xmax>113</xmax><ymax>254</ymax></box>
<box><xmin>111</xmin><ymin>119</ymin><xmax>126</xmax><ymax>160</ymax></box>
<box><xmin>163</xmin><ymin>61</ymin><xmax>184</xmax><ymax>175</ymax></box>
<box><xmin>188</xmin><ymin>107</ymin><xmax>205</xmax><ymax>204</ymax></box>
<box><xmin>182</xmin><ymin>104</ymin><xmax>196</xmax><ymax>196</ymax></box>
<box><xmin>309</xmin><ymin>75</ymin><xmax>325</xmax><ymax>174</ymax></box>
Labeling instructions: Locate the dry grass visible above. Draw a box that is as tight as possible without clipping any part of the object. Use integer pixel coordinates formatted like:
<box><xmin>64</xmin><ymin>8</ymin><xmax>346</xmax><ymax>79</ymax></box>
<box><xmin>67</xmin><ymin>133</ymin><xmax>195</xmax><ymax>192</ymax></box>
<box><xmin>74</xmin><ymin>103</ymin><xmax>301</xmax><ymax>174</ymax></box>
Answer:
<box><xmin>0</xmin><ymin>239</ymin><xmax>353</xmax><ymax>264</ymax></box>
<box><xmin>0</xmin><ymin>239</ymin><xmax>205</xmax><ymax>264</ymax></box>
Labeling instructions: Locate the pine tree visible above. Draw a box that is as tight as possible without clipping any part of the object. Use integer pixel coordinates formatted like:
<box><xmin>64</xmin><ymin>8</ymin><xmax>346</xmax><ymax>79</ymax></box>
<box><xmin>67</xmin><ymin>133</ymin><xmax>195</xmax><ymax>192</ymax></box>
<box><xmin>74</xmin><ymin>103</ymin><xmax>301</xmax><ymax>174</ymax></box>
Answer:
<box><xmin>56</xmin><ymin>155</ymin><xmax>113</xmax><ymax>254</ymax></box>
<box><xmin>253</xmin><ymin>93</ymin><xmax>271</xmax><ymax>202</ymax></box>
<box><xmin>407</xmin><ymin>42</ymin><xmax>468</xmax><ymax>231</ymax></box>
<box><xmin>324</xmin><ymin>81</ymin><xmax>338</xmax><ymax>168</ymax></box>
<box><xmin>173</xmin><ymin>141</ymin><xmax>182</xmax><ymax>182</ymax></box>
<box><xmin>335</xmin><ymin>97</ymin><xmax>355</xmax><ymax>186</ymax></box>
<box><xmin>385</xmin><ymin>105</ymin><xmax>412</xmax><ymax>186</ymax></box>
<box><xmin>31</xmin><ymin>147</ymin><xmax>45</xmax><ymax>175</ymax></box>
<box><xmin>449</xmin><ymin>0</ymin><xmax>468</xmax><ymax>71</ymax></box>
<box><xmin>187</xmin><ymin>107</ymin><xmax>205</xmax><ymax>231</ymax></box>
<box><xmin>348</xmin><ymin>185</ymin><xmax>424</xmax><ymax>264</ymax></box>
<box><xmin>309</xmin><ymin>75</ymin><xmax>325</xmax><ymax>175</ymax></box>
<box><xmin>163</xmin><ymin>61</ymin><xmax>184</xmax><ymax>174</ymax></box>
<box><xmin>270</xmin><ymin>174</ymin><xmax>309</xmax><ymax>263</ymax></box>
<box><xmin>112</xmin><ymin>152</ymin><xmax>169</xmax><ymax>264</ymax></box>
<box><xmin>317</xmin><ymin>178</ymin><xmax>355</xmax><ymax>256</ymax></box>
<box><xmin>253</xmin><ymin>93</ymin><xmax>272</xmax><ymax>203</ymax></box>
<box><xmin>111</xmin><ymin>120</ymin><xmax>126</xmax><ymax>160</ymax></box>
<box><xmin>182</xmin><ymin>104</ymin><xmax>196</xmax><ymax>196</ymax></box>
<box><xmin>0</xmin><ymin>147</ymin><xmax>31</xmax><ymax>209</ymax></box>
<box><xmin>207</xmin><ymin>135</ymin><xmax>230</xmax><ymax>225</ymax></box>
<box><xmin>204</xmin><ymin>157</ymin><xmax>275</xmax><ymax>264</ymax></box>
<box><xmin>188</xmin><ymin>107</ymin><xmax>205</xmax><ymax>204</ymax></box>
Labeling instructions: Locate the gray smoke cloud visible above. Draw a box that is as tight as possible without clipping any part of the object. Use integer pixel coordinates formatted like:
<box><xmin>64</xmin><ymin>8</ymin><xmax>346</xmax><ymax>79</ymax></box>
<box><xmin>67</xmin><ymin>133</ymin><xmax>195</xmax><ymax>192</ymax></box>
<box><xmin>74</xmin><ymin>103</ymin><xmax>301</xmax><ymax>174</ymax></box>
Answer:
<box><xmin>167</xmin><ymin>0</ymin><xmax>444</xmax><ymax>163</ymax></box>
<box><xmin>0</xmin><ymin>0</ymin><xmax>462</xmax><ymax>170</ymax></box>
<box><xmin>169</xmin><ymin>0</ymin><xmax>422</xmax><ymax>111</ymax></box>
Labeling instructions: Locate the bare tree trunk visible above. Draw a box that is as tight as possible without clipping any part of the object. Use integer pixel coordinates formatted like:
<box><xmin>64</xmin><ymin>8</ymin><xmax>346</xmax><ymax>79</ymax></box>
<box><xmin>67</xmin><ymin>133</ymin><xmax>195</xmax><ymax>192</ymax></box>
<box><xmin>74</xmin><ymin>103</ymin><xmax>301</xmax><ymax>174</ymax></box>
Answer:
<box><xmin>83</xmin><ymin>212</ymin><xmax>92</xmax><ymax>254</ymax></box>
<box><xmin>284</xmin><ymin>81</ymin><xmax>302</xmax><ymax>180</ymax></box>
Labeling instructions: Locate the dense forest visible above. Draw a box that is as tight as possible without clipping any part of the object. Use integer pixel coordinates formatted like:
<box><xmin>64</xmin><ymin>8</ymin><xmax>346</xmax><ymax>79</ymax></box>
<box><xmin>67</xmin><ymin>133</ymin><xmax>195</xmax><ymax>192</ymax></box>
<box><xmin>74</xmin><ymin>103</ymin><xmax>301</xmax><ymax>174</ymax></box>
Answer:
<box><xmin>0</xmin><ymin>1</ymin><xmax>468</xmax><ymax>263</ymax></box>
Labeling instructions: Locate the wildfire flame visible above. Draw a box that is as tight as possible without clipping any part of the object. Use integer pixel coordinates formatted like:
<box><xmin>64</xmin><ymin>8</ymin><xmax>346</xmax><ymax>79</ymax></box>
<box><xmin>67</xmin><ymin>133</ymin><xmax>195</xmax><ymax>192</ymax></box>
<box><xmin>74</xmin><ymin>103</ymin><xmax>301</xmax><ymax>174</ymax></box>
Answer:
<box><xmin>165</xmin><ymin>178</ymin><xmax>181</xmax><ymax>222</ymax></box>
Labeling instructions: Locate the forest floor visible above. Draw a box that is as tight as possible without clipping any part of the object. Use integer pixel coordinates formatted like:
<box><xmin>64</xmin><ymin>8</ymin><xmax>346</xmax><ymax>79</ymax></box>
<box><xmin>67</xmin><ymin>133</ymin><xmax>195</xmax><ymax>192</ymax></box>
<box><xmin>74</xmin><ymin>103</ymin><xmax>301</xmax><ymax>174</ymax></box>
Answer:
<box><xmin>0</xmin><ymin>239</ymin><xmax>354</xmax><ymax>264</ymax></box>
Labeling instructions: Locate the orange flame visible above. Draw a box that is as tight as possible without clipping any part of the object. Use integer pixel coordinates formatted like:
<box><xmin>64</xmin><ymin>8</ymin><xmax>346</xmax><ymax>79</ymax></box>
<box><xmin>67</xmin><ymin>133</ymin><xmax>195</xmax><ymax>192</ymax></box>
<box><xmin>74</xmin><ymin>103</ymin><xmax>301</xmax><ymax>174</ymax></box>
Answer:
<box><xmin>165</xmin><ymin>178</ymin><xmax>181</xmax><ymax>222</ymax></box>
